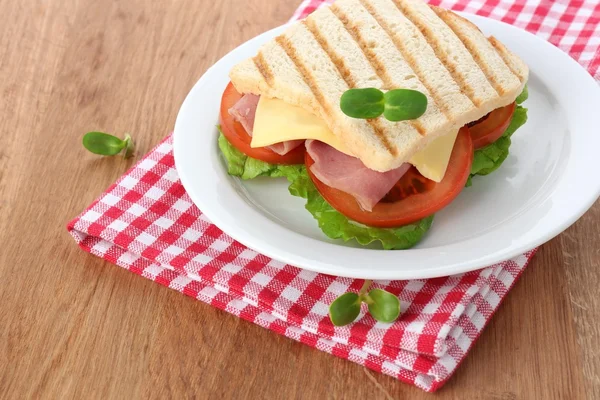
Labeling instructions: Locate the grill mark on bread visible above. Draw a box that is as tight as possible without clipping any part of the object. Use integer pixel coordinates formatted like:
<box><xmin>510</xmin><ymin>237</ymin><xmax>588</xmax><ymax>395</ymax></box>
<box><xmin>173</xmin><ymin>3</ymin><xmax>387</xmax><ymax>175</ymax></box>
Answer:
<box><xmin>366</xmin><ymin>122</ymin><xmax>396</xmax><ymax>154</ymax></box>
<box><xmin>488</xmin><ymin>36</ymin><xmax>525</xmax><ymax>82</ymax></box>
<box><xmin>275</xmin><ymin>33</ymin><xmax>396</xmax><ymax>155</ymax></box>
<box><xmin>304</xmin><ymin>16</ymin><xmax>397</xmax><ymax>153</ymax></box>
<box><xmin>330</xmin><ymin>4</ymin><xmax>393</xmax><ymax>88</ymax></box>
<box><xmin>330</xmin><ymin>4</ymin><xmax>425</xmax><ymax>137</ymax></box>
<box><xmin>274</xmin><ymin>35</ymin><xmax>330</xmax><ymax>114</ymax></box>
<box><xmin>432</xmin><ymin>7</ymin><xmax>505</xmax><ymax>95</ymax></box>
<box><xmin>409</xmin><ymin>117</ymin><xmax>426</xmax><ymax>135</ymax></box>
<box><xmin>391</xmin><ymin>0</ymin><xmax>481</xmax><ymax>106</ymax></box>
<box><xmin>344</xmin><ymin>0</ymin><xmax>427</xmax><ymax>136</ymax></box>
<box><xmin>304</xmin><ymin>19</ymin><xmax>357</xmax><ymax>87</ymax></box>
<box><xmin>253</xmin><ymin>52</ymin><xmax>274</xmax><ymax>85</ymax></box>
<box><xmin>358</xmin><ymin>0</ymin><xmax>450</xmax><ymax>128</ymax></box>
<box><xmin>366</xmin><ymin>118</ymin><xmax>395</xmax><ymax>150</ymax></box>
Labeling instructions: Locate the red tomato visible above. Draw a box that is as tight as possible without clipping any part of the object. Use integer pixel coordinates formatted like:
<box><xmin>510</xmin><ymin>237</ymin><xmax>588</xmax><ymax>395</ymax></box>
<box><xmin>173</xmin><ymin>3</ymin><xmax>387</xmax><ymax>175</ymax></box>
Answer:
<box><xmin>305</xmin><ymin>127</ymin><xmax>474</xmax><ymax>228</ymax></box>
<box><xmin>219</xmin><ymin>82</ymin><xmax>305</xmax><ymax>164</ymax></box>
<box><xmin>469</xmin><ymin>102</ymin><xmax>515</xmax><ymax>149</ymax></box>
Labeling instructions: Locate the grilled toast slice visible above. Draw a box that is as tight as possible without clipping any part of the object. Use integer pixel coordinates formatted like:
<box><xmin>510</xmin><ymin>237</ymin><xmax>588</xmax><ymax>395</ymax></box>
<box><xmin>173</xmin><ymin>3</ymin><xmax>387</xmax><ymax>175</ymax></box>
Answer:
<box><xmin>230</xmin><ymin>0</ymin><xmax>528</xmax><ymax>172</ymax></box>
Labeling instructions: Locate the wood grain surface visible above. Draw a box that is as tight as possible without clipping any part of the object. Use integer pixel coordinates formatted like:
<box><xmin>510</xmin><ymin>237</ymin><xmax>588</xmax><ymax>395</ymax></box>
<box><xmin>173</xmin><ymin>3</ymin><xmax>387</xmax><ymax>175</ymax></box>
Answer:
<box><xmin>0</xmin><ymin>0</ymin><xmax>598</xmax><ymax>399</ymax></box>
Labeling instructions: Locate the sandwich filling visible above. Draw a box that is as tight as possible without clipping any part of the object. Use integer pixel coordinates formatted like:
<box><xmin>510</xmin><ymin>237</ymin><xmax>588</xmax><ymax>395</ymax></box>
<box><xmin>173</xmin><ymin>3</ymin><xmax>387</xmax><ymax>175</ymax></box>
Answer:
<box><xmin>220</xmin><ymin>83</ymin><xmax>529</xmax><ymax>249</ymax></box>
<box><xmin>228</xmin><ymin>91</ymin><xmax>461</xmax><ymax>211</ymax></box>
<box><xmin>305</xmin><ymin>140</ymin><xmax>410</xmax><ymax>211</ymax></box>
<box><xmin>228</xmin><ymin>94</ymin><xmax>304</xmax><ymax>156</ymax></box>
<box><xmin>236</xmin><ymin>94</ymin><xmax>460</xmax><ymax>183</ymax></box>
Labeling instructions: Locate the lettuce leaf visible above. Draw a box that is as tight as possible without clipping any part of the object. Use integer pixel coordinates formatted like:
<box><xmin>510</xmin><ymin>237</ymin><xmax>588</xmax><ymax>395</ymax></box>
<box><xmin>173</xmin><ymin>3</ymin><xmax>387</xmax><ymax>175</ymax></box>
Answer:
<box><xmin>218</xmin><ymin>132</ymin><xmax>433</xmax><ymax>249</ymax></box>
<box><xmin>469</xmin><ymin>107</ymin><xmax>525</xmax><ymax>176</ymax></box>
<box><xmin>287</xmin><ymin>168</ymin><xmax>434</xmax><ymax>250</ymax></box>
<box><xmin>217</xmin><ymin>131</ymin><xmax>302</xmax><ymax>180</ymax></box>
<box><xmin>516</xmin><ymin>84</ymin><xmax>529</xmax><ymax>104</ymax></box>
<box><xmin>467</xmin><ymin>86</ymin><xmax>529</xmax><ymax>185</ymax></box>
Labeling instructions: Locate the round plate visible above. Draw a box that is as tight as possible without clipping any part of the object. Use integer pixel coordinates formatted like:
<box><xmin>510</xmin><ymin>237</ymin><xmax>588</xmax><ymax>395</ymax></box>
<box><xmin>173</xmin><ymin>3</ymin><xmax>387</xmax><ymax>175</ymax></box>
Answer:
<box><xmin>173</xmin><ymin>14</ymin><xmax>600</xmax><ymax>280</ymax></box>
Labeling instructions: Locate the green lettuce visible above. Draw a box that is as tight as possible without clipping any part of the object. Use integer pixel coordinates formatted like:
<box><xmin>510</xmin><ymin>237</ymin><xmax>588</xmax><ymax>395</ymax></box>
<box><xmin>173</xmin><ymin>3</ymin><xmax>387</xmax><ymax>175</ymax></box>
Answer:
<box><xmin>287</xmin><ymin>168</ymin><xmax>434</xmax><ymax>250</ymax></box>
<box><xmin>217</xmin><ymin>131</ymin><xmax>302</xmax><ymax>180</ymax></box>
<box><xmin>467</xmin><ymin>86</ymin><xmax>528</xmax><ymax>185</ymax></box>
<box><xmin>516</xmin><ymin>84</ymin><xmax>529</xmax><ymax>104</ymax></box>
<box><xmin>218</xmin><ymin>132</ymin><xmax>433</xmax><ymax>250</ymax></box>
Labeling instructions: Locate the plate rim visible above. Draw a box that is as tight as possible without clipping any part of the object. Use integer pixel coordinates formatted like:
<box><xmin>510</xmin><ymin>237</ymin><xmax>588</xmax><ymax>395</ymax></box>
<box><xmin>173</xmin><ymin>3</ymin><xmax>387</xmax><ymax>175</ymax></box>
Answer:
<box><xmin>173</xmin><ymin>13</ymin><xmax>600</xmax><ymax>279</ymax></box>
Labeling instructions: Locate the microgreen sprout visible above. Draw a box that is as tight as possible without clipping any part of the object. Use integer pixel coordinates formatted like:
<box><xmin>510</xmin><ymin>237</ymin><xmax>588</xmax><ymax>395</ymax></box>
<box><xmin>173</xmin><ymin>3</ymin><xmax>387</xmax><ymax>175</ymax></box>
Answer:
<box><xmin>83</xmin><ymin>132</ymin><xmax>134</xmax><ymax>158</ymax></box>
<box><xmin>329</xmin><ymin>280</ymin><xmax>401</xmax><ymax>326</ymax></box>
<box><xmin>340</xmin><ymin>88</ymin><xmax>428</xmax><ymax>122</ymax></box>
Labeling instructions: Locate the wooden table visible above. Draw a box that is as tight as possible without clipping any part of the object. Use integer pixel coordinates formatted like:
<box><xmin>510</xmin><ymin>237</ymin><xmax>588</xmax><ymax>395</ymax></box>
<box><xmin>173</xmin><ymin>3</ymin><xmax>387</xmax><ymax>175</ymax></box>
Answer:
<box><xmin>1</xmin><ymin>0</ymin><xmax>598</xmax><ymax>398</ymax></box>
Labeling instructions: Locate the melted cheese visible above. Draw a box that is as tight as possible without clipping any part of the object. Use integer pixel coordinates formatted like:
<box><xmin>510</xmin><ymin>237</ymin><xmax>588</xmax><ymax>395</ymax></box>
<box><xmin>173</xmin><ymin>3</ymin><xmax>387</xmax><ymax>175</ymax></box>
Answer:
<box><xmin>252</xmin><ymin>96</ymin><xmax>457</xmax><ymax>182</ymax></box>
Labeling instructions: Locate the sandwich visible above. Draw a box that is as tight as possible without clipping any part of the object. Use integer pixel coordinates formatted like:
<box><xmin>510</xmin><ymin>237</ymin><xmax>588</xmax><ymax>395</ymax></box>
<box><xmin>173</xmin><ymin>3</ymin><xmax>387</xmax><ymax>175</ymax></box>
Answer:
<box><xmin>217</xmin><ymin>0</ymin><xmax>529</xmax><ymax>249</ymax></box>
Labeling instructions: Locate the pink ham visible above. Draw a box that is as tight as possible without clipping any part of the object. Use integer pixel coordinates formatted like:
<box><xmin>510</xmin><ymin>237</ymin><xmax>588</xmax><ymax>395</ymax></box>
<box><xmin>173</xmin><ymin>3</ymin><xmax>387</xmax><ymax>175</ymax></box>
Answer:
<box><xmin>228</xmin><ymin>93</ymin><xmax>259</xmax><ymax>135</ymax></box>
<box><xmin>267</xmin><ymin>140</ymin><xmax>305</xmax><ymax>155</ymax></box>
<box><xmin>306</xmin><ymin>140</ymin><xmax>410</xmax><ymax>212</ymax></box>
<box><xmin>228</xmin><ymin>94</ymin><xmax>304</xmax><ymax>155</ymax></box>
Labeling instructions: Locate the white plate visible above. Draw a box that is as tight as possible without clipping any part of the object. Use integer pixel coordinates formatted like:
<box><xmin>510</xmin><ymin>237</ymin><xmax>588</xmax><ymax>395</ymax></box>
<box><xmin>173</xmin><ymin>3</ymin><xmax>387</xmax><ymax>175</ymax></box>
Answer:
<box><xmin>173</xmin><ymin>13</ymin><xmax>600</xmax><ymax>280</ymax></box>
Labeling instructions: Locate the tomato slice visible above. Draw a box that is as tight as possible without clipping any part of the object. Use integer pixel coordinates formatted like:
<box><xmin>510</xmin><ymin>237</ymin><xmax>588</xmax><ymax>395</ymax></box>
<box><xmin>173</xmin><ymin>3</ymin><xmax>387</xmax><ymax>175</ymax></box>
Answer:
<box><xmin>468</xmin><ymin>102</ymin><xmax>515</xmax><ymax>149</ymax></box>
<box><xmin>305</xmin><ymin>127</ymin><xmax>474</xmax><ymax>228</ymax></box>
<box><xmin>219</xmin><ymin>82</ymin><xmax>305</xmax><ymax>164</ymax></box>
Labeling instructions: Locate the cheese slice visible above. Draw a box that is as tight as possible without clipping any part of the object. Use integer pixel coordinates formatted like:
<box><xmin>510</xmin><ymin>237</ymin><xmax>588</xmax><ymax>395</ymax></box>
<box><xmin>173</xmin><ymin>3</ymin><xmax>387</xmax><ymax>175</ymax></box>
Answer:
<box><xmin>252</xmin><ymin>96</ymin><xmax>353</xmax><ymax>155</ymax></box>
<box><xmin>252</xmin><ymin>96</ymin><xmax>458</xmax><ymax>182</ymax></box>
<box><xmin>410</xmin><ymin>128</ymin><xmax>459</xmax><ymax>182</ymax></box>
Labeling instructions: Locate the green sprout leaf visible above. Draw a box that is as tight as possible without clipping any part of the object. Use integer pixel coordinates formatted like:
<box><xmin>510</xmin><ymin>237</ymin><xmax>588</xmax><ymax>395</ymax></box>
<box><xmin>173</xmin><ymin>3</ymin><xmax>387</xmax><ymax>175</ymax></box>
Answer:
<box><xmin>366</xmin><ymin>288</ymin><xmax>401</xmax><ymax>323</ymax></box>
<box><xmin>83</xmin><ymin>131</ymin><xmax>134</xmax><ymax>158</ymax></box>
<box><xmin>383</xmin><ymin>89</ymin><xmax>428</xmax><ymax>121</ymax></box>
<box><xmin>340</xmin><ymin>87</ymin><xmax>427</xmax><ymax>122</ymax></box>
<box><xmin>328</xmin><ymin>280</ymin><xmax>401</xmax><ymax>326</ymax></box>
<box><xmin>329</xmin><ymin>292</ymin><xmax>361</xmax><ymax>327</ymax></box>
<box><xmin>340</xmin><ymin>88</ymin><xmax>385</xmax><ymax>119</ymax></box>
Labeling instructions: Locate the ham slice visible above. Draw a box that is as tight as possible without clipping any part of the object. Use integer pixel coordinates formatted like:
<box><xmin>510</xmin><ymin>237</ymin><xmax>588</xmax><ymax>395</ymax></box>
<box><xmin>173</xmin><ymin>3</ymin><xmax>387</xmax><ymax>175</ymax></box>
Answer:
<box><xmin>306</xmin><ymin>140</ymin><xmax>410</xmax><ymax>212</ymax></box>
<box><xmin>228</xmin><ymin>93</ymin><xmax>259</xmax><ymax>135</ymax></box>
<box><xmin>228</xmin><ymin>94</ymin><xmax>304</xmax><ymax>155</ymax></box>
<box><xmin>267</xmin><ymin>140</ymin><xmax>305</xmax><ymax>155</ymax></box>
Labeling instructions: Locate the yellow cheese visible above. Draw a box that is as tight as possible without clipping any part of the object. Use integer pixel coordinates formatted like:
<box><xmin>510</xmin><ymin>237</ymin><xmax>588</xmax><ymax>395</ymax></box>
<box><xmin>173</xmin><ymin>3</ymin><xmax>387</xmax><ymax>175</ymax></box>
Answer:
<box><xmin>252</xmin><ymin>96</ymin><xmax>458</xmax><ymax>182</ymax></box>
<box><xmin>409</xmin><ymin>129</ymin><xmax>459</xmax><ymax>182</ymax></box>
<box><xmin>251</xmin><ymin>96</ymin><xmax>353</xmax><ymax>155</ymax></box>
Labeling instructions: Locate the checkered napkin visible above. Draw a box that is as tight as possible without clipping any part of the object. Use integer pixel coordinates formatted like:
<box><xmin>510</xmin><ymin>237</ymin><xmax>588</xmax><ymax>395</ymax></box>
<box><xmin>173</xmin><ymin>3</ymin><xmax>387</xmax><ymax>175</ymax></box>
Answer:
<box><xmin>68</xmin><ymin>0</ymin><xmax>599</xmax><ymax>392</ymax></box>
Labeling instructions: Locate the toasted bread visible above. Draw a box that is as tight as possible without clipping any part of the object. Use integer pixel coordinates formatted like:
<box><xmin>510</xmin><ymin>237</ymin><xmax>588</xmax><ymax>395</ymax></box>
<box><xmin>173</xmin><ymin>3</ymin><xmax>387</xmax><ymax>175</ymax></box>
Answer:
<box><xmin>229</xmin><ymin>0</ymin><xmax>528</xmax><ymax>172</ymax></box>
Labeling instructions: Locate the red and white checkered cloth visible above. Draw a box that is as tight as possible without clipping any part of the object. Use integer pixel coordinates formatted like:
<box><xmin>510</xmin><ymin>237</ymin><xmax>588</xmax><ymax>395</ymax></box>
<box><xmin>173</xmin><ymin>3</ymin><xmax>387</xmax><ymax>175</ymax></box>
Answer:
<box><xmin>68</xmin><ymin>0</ymin><xmax>599</xmax><ymax>392</ymax></box>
